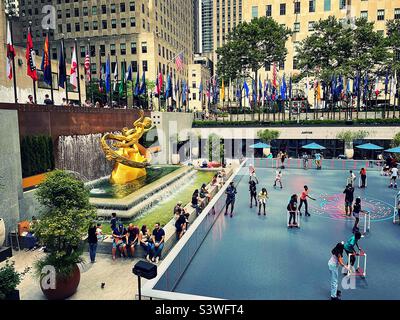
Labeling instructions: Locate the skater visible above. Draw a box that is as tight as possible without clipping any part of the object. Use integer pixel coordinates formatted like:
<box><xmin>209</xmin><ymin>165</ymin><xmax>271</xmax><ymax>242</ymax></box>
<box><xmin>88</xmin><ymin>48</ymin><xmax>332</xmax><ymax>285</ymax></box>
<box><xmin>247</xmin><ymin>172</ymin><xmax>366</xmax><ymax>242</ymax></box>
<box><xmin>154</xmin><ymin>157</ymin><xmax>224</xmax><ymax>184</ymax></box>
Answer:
<box><xmin>348</xmin><ymin>170</ymin><xmax>356</xmax><ymax>187</ymax></box>
<box><xmin>328</xmin><ymin>242</ymin><xmax>351</xmax><ymax>301</ymax></box>
<box><xmin>343</xmin><ymin>231</ymin><xmax>362</xmax><ymax>269</ymax></box>
<box><xmin>281</xmin><ymin>152</ymin><xmax>287</xmax><ymax>169</ymax></box>
<box><xmin>249</xmin><ymin>179</ymin><xmax>258</xmax><ymax>209</ymax></box>
<box><xmin>274</xmin><ymin>170</ymin><xmax>283</xmax><ymax>189</ymax></box>
<box><xmin>343</xmin><ymin>184</ymin><xmax>355</xmax><ymax>217</ymax></box>
<box><xmin>298</xmin><ymin>186</ymin><xmax>316</xmax><ymax>217</ymax></box>
<box><xmin>389</xmin><ymin>165</ymin><xmax>399</xmax><ymax>188</ymax></box>
<box><xmin>249</xmin><ymin>163</ymin><xmax>259</xmax><ymax>184</ymax></box>
<box><xmin>225</xmin><ymin>182</ymin><xmax>237</xmax><ymax>218</ymax></box>
<box><xmin>287</xmin><ymin>194</ymin><xmax>298</xmax><ymax>228</ymax></box>
<box><xmin>258</xmin><ymin>188</ymin><xmax>269</xmax><ymax>216</ymax></box>
<box><xmin>359</xmin><ymin>168</ymin><xmax>367</xmax><ymax>188</ymax></box>
<box><xmin>302</xmin><ymin>152</ymin><xmax>309</xmax><ymax>170</ymax></box>
<box><xmin>352</xmin><ymin>197</ymin><xmax>367</xmax><ymax>233</ymax></box>
<box><xmin>315</xmin><ymin>152</ymin><xmax>322</xmax><ymax>170</ymax></box>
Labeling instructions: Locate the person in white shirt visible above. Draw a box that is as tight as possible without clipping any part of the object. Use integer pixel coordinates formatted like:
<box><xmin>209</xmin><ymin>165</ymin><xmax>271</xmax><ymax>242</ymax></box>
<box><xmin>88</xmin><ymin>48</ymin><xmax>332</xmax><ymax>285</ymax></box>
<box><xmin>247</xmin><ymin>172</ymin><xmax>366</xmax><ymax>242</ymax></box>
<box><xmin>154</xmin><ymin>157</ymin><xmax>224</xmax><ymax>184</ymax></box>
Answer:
<box><xmin>390</xmin><ymin>166</ymin><xmax>399</xmax><ymax>188</ymax></box>
<box><xmin>348</xmin><ymin>170</ymin><xmax>356</xmax><ymax>187</ymax></box>
<box><xmin>273</xmin><ymin>170</ymin><xmax>283</xmax><ymax>189</ymax></box>
<box><xmin>249</xmin><ymin>163</ymin><xmax>259</xmax><ymax>183</ymax></box>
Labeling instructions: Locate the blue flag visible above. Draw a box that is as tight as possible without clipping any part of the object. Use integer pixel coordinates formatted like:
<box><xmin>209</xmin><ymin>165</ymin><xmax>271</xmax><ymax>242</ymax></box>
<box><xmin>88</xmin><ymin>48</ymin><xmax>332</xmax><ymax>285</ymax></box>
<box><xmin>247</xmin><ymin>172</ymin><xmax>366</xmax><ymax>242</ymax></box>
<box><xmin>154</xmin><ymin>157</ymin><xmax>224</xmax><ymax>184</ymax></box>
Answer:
<box><xmin>182</xmin><ymin>80</ymin><xmax>187</xmax><ymax>103</ymax></box>
<box><xmin>363</xmin><ymin>75</ymin><xmax>369</xmax><ymax>100</ymax></box>
<box><xmin>336</xmin><ymin>75</ymin><xmax>343</xmax><ymax>99</ymax></box>
<box><xmin>165</xmin><ymin>73</ymin><xmax>172</xmax><ymax>98</ymax></box>
<box><xmin>385</xmin><ymin>71</ymin><xmax>389</xmax><ymax>95</ymax></box>
<box><xmin>353</xmin><ymin>73</ymin><xmax>360</xmax><ymax>96</ymax></box>
<box><xmin>105</xmin><ymin>55</ymin><xmax>111</xmax><ymax>93</ymax></box>
<box><xmin>58</xmin><ymin>42</ymin><xmax>66</xmax><ymax>88</ymax></box>
<box><xmin>252</xmin><ymin>79</ymin><xmax>257</xmax><ymax>104</ymax></box>
<box><xmin>140</xmin><ymin>70</ymin><xmax>146</xmax><ymax>95</ymax></box>
<box><xmin>243</xmin><ymin>80</ymin><xmax>249</xmax><ymax>98</ymax></box>
<box><xmin>199</xmin><ymin>82</ymin><xmax>203</xmax><ymax>101</ymax></box>
<box><xmin>289</xmin><ymin>77</ymin><xmax>292</xmax><ymax>99</ymax></box>
<box><xmin>134</xmin><ymin>70</ymin><xmax>140</xmax><ymax>96</ymax></box>
<box><xmin>280</xmin><ymin>75</ymin><xmax>287</xmax><ymax>100</ymax></box>
<box><xmin>126</xmin><ymin>63</ymin><xmax>132</xmax><ymax>82</ymax></box>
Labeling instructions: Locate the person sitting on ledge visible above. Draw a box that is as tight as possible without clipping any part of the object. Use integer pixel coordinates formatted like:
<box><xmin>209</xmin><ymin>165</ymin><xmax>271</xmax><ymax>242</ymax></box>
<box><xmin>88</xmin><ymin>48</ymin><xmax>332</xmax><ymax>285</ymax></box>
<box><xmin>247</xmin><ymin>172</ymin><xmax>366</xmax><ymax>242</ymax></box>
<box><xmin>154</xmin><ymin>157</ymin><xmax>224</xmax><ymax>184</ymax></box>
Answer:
<box><xmin>126</xmin><ymin>224</ymin><xmax>139</xmax><ymax>258</ymax></box>
<box><xmin>201</xmin><ymin>160</ymin><xmax>208</xmax><ymax>168</ymax></box>
<box><xmin>27</xmin><ymin>95</ymin><xmax>35</xmax><ymax>104</ymax></box>
<box><xmin>150</xmin><ymin>223</ymin><xmax>165</xmax><ymax>263</ymax></box>
<box><xmin>211</xmin><ymin>174</ymin><xmax>218</xmax><ymax>186</ymax></box>
<box><xmin>175</xmin><ymin>211</ymin><xmax>187</xmax><ymax>240</ymax></box>
<box><xmin>191</xmin><ymin>190</ymin><xmax>202</xmax><ymax>216</ymax></box>
<box><xmin>200</xmin><ymin>183</ymin><xmax>211</xmax><ymax>203</ymax></box>
<box><xmin>139</xmin><ymin>225</ymin><xmax>153</xmax><ymax>262</ymax></box>
<box><xmin>43</xmin><ymin>94</ymin><xmax>53</xmax><ymax>105</ymax></box>
<box><xmin>96</xmin><ymin>223</ymin><xmax>106</xmax><ymax>242</ymax></box>
<box><xmin>112</xmin><ymin>224</ymin><xmax>128</xmax><ymax>260</ymax></box>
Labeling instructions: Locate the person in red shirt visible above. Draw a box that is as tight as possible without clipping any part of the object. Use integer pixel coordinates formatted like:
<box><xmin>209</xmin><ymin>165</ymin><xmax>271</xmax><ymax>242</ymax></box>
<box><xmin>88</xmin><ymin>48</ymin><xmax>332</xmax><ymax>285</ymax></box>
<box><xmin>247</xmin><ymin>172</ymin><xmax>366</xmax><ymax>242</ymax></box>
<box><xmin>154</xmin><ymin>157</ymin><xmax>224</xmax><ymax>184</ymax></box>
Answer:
<box><xmin>359</xmin><ymin>168</ymin><xmax>367</xmax><ymax>188</ymax></box>
<box><xmin>299</xmin><ymin>186</ymin><xmax>316</xmax><ymax>217</ymax></box>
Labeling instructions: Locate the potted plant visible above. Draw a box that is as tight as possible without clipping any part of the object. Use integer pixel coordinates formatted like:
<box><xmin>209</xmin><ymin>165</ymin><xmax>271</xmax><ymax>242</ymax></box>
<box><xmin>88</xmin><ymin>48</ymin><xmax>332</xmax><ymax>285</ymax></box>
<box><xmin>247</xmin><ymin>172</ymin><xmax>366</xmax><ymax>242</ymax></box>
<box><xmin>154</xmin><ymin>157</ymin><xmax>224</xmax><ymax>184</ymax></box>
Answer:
<box><xmin>33</xmin><ymin>170</ymin><xmax>96</xmax><ymax>300</ymax></box>
<box><xmin>336</xmin><ymin>130</ymin><xmax>369</xmax><ymax>159</ymax></box>
<box><xmin>257</xmin><ymin>129</ymin><xmax>280</xmax><ymax>157</ymax></box>
<box><xmin>206</xmin><ymin>133</ymin><xmax>224</xmax><ymax>165</ymax></box>
<box><xmin>0</xmin><ymin>260</ymin><xmax>29</xmax><ymax>300</ymax></box>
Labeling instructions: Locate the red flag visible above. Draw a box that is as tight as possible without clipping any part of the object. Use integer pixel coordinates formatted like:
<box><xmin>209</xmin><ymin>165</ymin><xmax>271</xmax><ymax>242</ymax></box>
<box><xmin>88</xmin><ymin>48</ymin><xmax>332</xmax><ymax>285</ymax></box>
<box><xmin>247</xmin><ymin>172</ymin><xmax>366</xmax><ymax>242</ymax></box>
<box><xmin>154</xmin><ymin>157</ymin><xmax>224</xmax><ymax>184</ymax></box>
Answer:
<box><xmin>158</xmin><ymin>71</ymin><xmax>163</xmax><ymax>94</ymax></box>
<box><xmin>6</xmin><ymin>21</ymin><xmax>15</xmax><ymax>80</ymax></box>
<box><xmin>175</xmin><ymin>52</ymin><xmax>184</xmax><ymax>72</ymax></box>
<box><xmin>25</xmin><ymin>27</ymin><xmax>38</xmax><ymax>81</ymax></box>
<box><xmin>69</xmin><ymin>46</ymin><xmax>78</xmax><ymax>88</ymax></box>
<box><xmin>272</xmin><ymin>62</ymin><xmax>278</xmax><ymax>89</ymax></box>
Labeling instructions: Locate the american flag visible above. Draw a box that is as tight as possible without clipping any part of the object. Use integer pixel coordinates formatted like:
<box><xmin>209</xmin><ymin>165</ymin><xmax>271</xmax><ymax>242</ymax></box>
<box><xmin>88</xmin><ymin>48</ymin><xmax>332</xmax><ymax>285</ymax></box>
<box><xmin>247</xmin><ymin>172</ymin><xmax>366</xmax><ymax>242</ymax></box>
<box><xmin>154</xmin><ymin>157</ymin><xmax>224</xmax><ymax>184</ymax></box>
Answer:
<box><xmin>175</xmin><ymin>52</ymin><xmax>184</xmax><ymax>72</ymax></box>
<box><xmin>84</xmin><ymin>51</ymin><xmax>91</xmax><ymax>81</ymax></box>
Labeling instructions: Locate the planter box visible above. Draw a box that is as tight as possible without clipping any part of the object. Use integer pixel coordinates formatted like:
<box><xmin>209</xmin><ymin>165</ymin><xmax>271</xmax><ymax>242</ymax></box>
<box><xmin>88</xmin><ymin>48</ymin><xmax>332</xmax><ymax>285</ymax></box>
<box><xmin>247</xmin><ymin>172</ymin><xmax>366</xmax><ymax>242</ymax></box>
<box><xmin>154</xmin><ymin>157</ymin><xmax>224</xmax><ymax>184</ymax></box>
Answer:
<box><xmin>5</xmin><ymin>289</ymin><xmax>20</xmax><ymax>301</ymax></box>
<box><xmin>0</xmin><ymin>246</ymin><xmax>12</xmax><ymax>263</ymax></box>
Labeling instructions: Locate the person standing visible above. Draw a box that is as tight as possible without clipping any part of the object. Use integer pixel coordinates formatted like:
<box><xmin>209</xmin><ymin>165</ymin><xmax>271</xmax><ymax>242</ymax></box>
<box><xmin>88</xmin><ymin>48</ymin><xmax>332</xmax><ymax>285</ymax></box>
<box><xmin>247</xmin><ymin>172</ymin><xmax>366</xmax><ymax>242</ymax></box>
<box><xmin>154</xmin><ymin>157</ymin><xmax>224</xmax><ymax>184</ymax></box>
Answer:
<box><xmin>249</xmin><ymin>163</ymin><xmax>259</xmax><ymax>184</ymax></box>
<box><xmin>389</xmin><ymin>165</ymin><xmax>399</xmax><ymax>188</ymax></box>
<box><xmin>298</xmin><ymin>186</ymin><xmax>316</xmax><ymax>217</ymax></box>
<box><xmin>348</xmin><ymin>170</ymin><xmax>356</xmax><ymax>187</ymax></box>
<box><xmin>225</xmin><ymin>182</ymin><xmax>237</xmax><ymax>218</ymax></box>
<box><xmin>359</xmin><ymin>168</ymin><xmax>367</xmax><ymax>188</ymax></box>
<box><xmin>343</xmin><ymin>184</ymin><xmax>355</xmax><ymax>217</ymax></box>
<box><xmin>352</xmin><ymin>197</ymin><xmax>367</xmax><ymax>233</ymax></box>
<box><xmin>88</xmin><ymin>222</ymin><xmax>98</xmax><ymax>263</ymax></box>
<box><xmin>315</xmin><ymin>152</ymin><xmax>322</xmax><ymax>170</ymax></box>
<box><xmin>287</xmin><ymin>194</ymin><xmax>299</xmax><ymax>228</ymax></box>
<box><xmin>191</xmin><ymin>190</ymin><xmax>202</xmax><ymax>215</ymax></box>
<box><xmin>281</xmin><ymin>152</ymin><xmax>287</xmax><ymax>168</ymax></box>
<box><xmin>273</xmin><ymin>170</ymin><xmax>283</xmax><ymax>189</ymax></box>
<box><xmin>249</xmin><ymin>179</ymin><xmax>258</xmax><ymax>209</ymax></box>
<box><xmin>343</xmin><ymin>231</ymin><xmax>362</xmax><ymax>269</ymax></box>
<box><xmin>258</xmin><ymin>188</ymin><xmax>269</xmax><ymax>216</ymax></box>
<box><xmin>328</xmin><ymin>243</ymin><xmax>351</xmax><ymax>300</ymax></box>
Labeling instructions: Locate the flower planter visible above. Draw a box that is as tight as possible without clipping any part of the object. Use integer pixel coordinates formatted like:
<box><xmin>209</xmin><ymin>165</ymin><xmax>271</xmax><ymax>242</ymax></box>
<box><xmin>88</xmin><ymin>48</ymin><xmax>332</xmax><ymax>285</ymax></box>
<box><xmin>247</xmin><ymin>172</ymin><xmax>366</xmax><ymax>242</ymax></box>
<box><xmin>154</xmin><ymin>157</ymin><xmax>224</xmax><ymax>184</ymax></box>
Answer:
<box><xmin>40</xmin><ymin>264</ymin><xmax>80</xmax><ymax>300</ymax></box>
<box><xmin>5</xmin><ymin>289</ymin><xmax>20</xmax><ymax>301</ymax></box>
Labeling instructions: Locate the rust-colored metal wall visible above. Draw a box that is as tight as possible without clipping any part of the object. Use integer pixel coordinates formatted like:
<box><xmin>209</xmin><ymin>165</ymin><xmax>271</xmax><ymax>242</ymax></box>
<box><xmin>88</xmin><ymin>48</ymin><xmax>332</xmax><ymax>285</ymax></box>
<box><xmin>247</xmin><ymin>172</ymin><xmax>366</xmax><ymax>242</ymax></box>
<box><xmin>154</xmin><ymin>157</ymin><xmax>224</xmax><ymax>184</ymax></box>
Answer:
<box><xmin>0</xmin><ymin>103</ymin><xmax>151</xmax><ymax>141</ymax></box>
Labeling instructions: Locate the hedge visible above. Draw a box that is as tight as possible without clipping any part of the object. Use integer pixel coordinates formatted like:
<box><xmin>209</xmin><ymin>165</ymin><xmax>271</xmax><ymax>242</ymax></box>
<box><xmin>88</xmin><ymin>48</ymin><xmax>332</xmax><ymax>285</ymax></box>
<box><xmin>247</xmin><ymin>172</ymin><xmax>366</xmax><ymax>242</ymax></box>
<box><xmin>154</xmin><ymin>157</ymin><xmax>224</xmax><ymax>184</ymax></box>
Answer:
<box><xmin>20</xmin><ymin>135</ymin><xmax>55</xmax><ymax>178</ymax></box>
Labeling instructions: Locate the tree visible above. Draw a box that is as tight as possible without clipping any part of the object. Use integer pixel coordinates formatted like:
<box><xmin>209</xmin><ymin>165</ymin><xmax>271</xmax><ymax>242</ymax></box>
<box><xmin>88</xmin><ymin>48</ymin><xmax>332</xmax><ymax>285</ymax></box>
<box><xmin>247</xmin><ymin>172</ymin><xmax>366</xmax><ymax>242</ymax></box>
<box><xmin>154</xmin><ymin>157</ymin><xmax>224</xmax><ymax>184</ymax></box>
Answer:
<box><xmin>206</xmin><ymin>134</ymin><xmax>224</xmax><ymax>163</ymax></box>
<box><xmin>336</xmin><ymin>130</ymin><xmax>370</xmax><ymax>149</ymax></box>
<box><xmin>392</xmin><ymin>132</ymin><xmax>400</xmax><ymax>147</ymax></box>
<box><xmin>386</xmin><ymin>20</ymin><xmax>400</xmax><ymax>73</ymax></box>
<box><xmin>217</xmin><ymin>17</ymin><xmax>291</xmax><ymax>87</ymax></box>
<box><xmin>34</xmin><ymin>171</ymin><xmax>96</xmax><ymax>278</ymax></box>
<box><xmin>257</xmin><ymin>129</ymin><xmax>280</xmax><ymax>143</ymax></box>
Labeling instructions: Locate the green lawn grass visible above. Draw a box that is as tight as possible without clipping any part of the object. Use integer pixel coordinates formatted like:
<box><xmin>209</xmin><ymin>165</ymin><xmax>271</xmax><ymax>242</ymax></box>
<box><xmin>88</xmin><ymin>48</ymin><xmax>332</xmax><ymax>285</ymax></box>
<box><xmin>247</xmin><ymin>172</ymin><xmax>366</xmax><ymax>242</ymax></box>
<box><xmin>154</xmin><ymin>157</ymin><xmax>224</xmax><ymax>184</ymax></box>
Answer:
<box><xmin>101</xmin><ymin>171</ymin><xmax>215</xmax><ymax>234</ymax></box>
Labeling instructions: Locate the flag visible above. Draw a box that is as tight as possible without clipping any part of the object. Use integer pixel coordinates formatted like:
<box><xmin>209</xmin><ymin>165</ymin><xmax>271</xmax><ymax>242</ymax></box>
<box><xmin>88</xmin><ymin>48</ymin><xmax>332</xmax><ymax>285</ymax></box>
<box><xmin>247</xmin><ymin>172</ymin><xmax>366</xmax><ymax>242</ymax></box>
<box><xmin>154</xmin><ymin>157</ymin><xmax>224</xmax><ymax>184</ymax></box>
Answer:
<box><xmin>221</xmin><ymin>79</ymin><xmax>225</xmax><ymax>101</ymax></box>
<box><xmin>41</xmin><ymin>34</ymin><xmax>52</xmax><ymax>86</ymax></box>
<box><xmin>363</xmin><ymin>75</ymin><xmax>369</xmax><ymax>101</ymax></box>
<box><xmin>105</xmin><ymin>55</ymin><xmax>111</xmax><ymax>93</ymax></box>
<box><xmin>353</xmin><ymin>73</ymin><xmax>360</xmax><ymax>96</ymax></box>
<box><xmin>119</xmin><ymin>62</ymin><xmax>126</xmax><ymax>97</ymax></box>
<box><xmin>113</xmin><ymin>58</ymin><xmax>118</xmax><ymax>91</ymax></box>
<box><xmin>199</xmin><ymin>82</ymin><xmax>203</xmax><ymax>101</ymax></box>
<box><xmin>391</xmin><ymin>71</ymin><xmax>397</xmax><ymax>98</ymax></box>
<box><xmin>182</xmin><ymin>80</ymin><xmax>187</xmax><ymax>103</ymax></box>
<box><xmin>69</xmin><ymin>45</ymin><xmax>78</xmax><ymax>88</ymax></box>
<box><xmin>165</xmin><ymin>72</ymin><xmax>172</xmax><ymax>99</ymax></box>
<box><xmin>252</xmin><ymin>79</ymin><xmax>257</xmax><ymax>104</ymax></box>
<box><xmin>289</xmin><ymin>76</ymin><xmax>292</xmax><ymax>99</ymax></box>
<box><xmin>140</xmin><ymin>70</ymin><xmax>146</xmax><ymax>95</ymax></box>
<box><xmin>172</xmin><ymin>76</ymin><xmax>177</xmax><ymax>102</ymax></box>
<box><xmin>315</xmin><ymin>80</ymin><xmax>322</xmax><ymax>102</ymax></box>
<box><xmin>374</xmin><ymin>77</ymin><xmax>380</xmax><ymax>96</ymax></box>
<box><xmin>280</xmin><ymin>74</ymin><xmax>287</xmax><ymax>100</ymax></box>
<box><xmin>57</xmin><ymin>41</ymin><xmax>66</xmax><ymax>88</ymax></box>
<box><xmin>157</xmin><ymin>71</ymin><xmax>163</xmax><ymax>95</ymax></box>
<box><xmin>346</xmin><ymin>78</ymin><xmax>351</xmax><ymax>96</ymax></box>
<box><xmin>243</xmin><ymin>80</ymin><xmax>249</xmax><ymax>98</ymax></box>
<box><xmin>99</xmin><ymin>52</ymin><xmax>104</xmax><ymax>92</ymax></box>
<box><xmin>26</xmin><ymin>27</ymin><xmax>37</xmax><ymax>81</ymax></box>
<box><xmin>6</xmin><ymin>20</ymin><xmax>15</xmax><ymax>80</ymax></box>
<box><xmin>258</xmin><ymin>77</ymin><xmax>263</xmax><ymax>103</ymax></box>
<box><xmin>175</xmin><ymin>52</ymin><xmax>184</xmax><ymax>72</ymax></box>
<box><xmin>305</xmin><ymin>77</ymin><xmax>309</xmax><ymax>98</ymax></box>
<box><xmin>84</xmin><ymin>49</ymin><xmax>91</xmax><ymax>81</ymax></box>
<box><xmin>385</xmin><ymin>71</ymin><xmax>389</xmax><ymax>95</ymax></box>
<box><xmin>125</xmin><ymin>63</ymin><xmax>132</xmax><ymax>82</ymax></box>
<box><xmin>336</xmin><ymin>75</ymin><xmax>344</xmax><ymax>99</ymax></box>
<box><xmin>134</xmin><ymin>70</ymin><xmax>140</xmax><ymax>96</ymax></box>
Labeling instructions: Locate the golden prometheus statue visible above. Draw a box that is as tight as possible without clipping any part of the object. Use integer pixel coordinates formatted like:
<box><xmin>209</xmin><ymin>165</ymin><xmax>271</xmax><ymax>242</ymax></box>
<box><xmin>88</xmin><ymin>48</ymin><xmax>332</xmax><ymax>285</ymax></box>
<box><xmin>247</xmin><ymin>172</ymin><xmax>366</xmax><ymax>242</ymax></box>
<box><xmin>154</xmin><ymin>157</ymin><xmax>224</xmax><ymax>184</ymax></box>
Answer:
<box><xmin>101</xmin><ymin>110</ymin><xmax>153</xmax><ymax>184</ymax></box>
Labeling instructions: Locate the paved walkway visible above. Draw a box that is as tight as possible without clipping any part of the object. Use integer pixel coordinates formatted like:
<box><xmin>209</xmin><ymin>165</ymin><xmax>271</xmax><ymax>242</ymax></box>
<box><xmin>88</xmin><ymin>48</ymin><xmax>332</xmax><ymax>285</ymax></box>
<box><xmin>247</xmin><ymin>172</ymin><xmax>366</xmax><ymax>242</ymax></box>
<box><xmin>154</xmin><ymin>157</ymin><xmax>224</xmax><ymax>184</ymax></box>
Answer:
<box><xmin>5</xmin><ymin>249</ymin><xmax>146</xmax><ymax>300</ymax></box>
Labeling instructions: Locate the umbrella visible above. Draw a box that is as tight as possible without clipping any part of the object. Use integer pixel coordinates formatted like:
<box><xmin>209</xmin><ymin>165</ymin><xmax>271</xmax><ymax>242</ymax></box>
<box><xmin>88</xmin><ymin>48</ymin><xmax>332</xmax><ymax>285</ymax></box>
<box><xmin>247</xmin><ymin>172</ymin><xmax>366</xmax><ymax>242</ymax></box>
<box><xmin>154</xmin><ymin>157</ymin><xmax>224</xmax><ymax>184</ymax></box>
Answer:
<box><xmin>385</xmin><ymin>147</ymin><xmax>400</xmax><ymax>153</ymax></box>
<box><xmin>250</xmin><ymin>142</ymin><xmax>271</xmax><ymax>149</ymax></box>
<box><xmin>302</xmin><ymin>142</ymin><xmax>326</xmax><ymax>150</ymax></box>
<box><xmin>355</xmin><ymin>143</ymin><xmax>383</xmax><ymax>150</ymax></box>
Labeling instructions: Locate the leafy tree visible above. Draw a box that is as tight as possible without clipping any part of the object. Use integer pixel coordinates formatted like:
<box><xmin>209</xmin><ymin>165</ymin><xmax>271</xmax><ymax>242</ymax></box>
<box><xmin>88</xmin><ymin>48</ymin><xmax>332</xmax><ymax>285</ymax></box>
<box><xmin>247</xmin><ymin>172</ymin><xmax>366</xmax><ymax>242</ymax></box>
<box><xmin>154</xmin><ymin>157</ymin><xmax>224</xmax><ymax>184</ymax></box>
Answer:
<box><xmin>392</xmin><ymin>132</ymin><xmax>400</xmax><ymax>147</ymax></box>
<box><xmin>336</xmin><ymin>130</ymin><xmax>370</xmax><ymax>149</ymax></box>
<box><xmin>206</xmin><ymin>134</ymin><xmax>224</xmax><ymax>162</ymax></box>
<box><xmin>217</xmin><ymin>17</ymin><xmax>291</xmax><ymax>87</ymax></box>
<box><xmin>257</xmin><ymin>129</ymin><xmax>280</xmax><ymax>143</ymax></box>
<box><xmin>34</xmin><ymin>171</ymin><xmax>96</xmax><ymax>278</ymax></box>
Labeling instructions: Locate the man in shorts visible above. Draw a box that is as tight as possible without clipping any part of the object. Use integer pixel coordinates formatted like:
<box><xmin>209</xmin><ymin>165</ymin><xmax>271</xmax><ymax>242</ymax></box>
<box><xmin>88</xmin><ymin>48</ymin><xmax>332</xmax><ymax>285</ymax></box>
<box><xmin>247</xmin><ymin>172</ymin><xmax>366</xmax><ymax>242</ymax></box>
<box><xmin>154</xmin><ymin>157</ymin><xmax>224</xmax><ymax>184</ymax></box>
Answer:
<box><xmin>343</xmin><ymin>184</ymin><xmax>355</xmax><ymax>217</ymax></box>
<box><xmin>389</xmin><ymin>165</ymin><xmax>399</xmax><ymax>188</ymax></box>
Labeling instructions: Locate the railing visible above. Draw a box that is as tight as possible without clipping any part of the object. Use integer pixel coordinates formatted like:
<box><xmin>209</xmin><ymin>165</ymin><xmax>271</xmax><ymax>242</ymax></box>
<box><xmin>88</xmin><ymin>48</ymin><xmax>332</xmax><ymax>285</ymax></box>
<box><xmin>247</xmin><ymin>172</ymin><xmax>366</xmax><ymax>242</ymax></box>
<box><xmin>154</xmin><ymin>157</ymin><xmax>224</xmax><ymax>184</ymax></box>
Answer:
<box><xmin>141</xmin><ymin>159</ymin><xmax>247</xmax><ymax>300</ymax></box>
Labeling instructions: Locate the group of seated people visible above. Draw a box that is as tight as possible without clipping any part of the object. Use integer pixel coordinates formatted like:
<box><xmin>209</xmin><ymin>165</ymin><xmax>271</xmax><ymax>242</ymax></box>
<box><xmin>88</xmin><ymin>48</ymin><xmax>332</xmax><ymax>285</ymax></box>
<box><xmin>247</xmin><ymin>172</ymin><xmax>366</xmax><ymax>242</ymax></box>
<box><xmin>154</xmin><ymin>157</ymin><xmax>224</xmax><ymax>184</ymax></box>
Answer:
<box><xmin>110</xmin><ymin>213</ymin><xmax>165</xmax><ymax>264</ymax></box>
<box><xmin>381</xmin><ymin>155</ymin><xmax>398</xmax><ymax>176</ymax></box>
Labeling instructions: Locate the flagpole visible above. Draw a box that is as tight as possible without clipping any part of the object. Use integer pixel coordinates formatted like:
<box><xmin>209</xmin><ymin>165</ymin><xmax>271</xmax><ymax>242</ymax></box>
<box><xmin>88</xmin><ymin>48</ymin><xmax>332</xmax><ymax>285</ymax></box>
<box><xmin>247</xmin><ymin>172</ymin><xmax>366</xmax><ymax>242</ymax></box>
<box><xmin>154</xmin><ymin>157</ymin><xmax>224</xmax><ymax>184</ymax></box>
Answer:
<box><xmin>124</xmin><ymin>59</ymin><xmax>127</xmax><ymax>107</ymax></box>
<box><xmin>9</xmin><ymin>18</ymin><xmax>18</xmax><ymax>103</ymax></box>
<box><xmin>61</xmin><ymin>37</ymin><xmax>68</xmax><ymax>103</ymax></box>
<box><xmin>73</xmin><ymin>38</ymin><xmax>82</xmax><ymax>106</ymax></box>
<box><xmin>88</xmin><ymin>38</ymin><xmax>93</xmax><ymax>103</ymax></box>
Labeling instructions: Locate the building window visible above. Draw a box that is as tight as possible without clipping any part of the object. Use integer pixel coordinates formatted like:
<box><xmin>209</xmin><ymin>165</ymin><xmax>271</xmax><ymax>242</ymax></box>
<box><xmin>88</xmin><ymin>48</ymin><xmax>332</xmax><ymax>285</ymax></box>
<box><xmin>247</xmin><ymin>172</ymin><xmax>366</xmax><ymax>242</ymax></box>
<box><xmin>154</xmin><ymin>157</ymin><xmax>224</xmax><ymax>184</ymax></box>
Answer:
<box><xmin>280</xmin><ymin>3</ymin><xmax>286</xmax><ymax>15</ymax></box>
<box><xmin>120</xmin><ymin>43</ymin><xmax>126</xmax><ymax>55</ymax></box>
<box><xmin>131</xmin><ymin>42</ymin><xmax>137</xmax><ymax>54</ymax></box>
<box><xmin>339</xmin><ymin>0</ymin><xmax>346</xmax><ymax>10</ymax></box>
<box><xmin>143</xmin><ymin>61</ymin><xmax>148</xmax><ymax>72</ymax></box>
<box><xmin>294</xmin><ymin>22</ymin><xmax>300</xmax><ymax>33</ymax></box>
<box><xmin>130</xmin><ymin>2</ymin><xmax>135</xmax><ymax>11</ymax></box>
<box><xmin>324</xmin><ymin>0</ymin><xmax>331</xmax><ymax>11</ymax></box>
<box><xmin>360</xmin><ymin>11</ymin><xmax>368</xmax><ymax>19</ymax></box>
<box><xmin>395</xmin><ymin>8</ymin><xmax>400</xmax><ymax>20</ymax></box>
<box><xmin>294</xmin><ymin>1</ymin><xmax>300</xmax><ymax>14</ymax></box>
<box><xmin>308</xmin><ymin>21</ymin><xmax>315</xmax><ymax>31</ymax></box>
<box><xmin>110</xmin><ymin>44</ymin><xmax>116</xmax><ymax>56</ymax></box>
<box><xmin>121</xmin><ymin>18</ymin><xmax>126</xmax><ymax>28</ymax></box>
<box><xmin>92</xmin><ymin>6</ymin><xmax>97</xmax><ymax>15</ymax></box>
<box><xmin>93</xmin><ymin>21</ymin><xmax>98</xmax><ymax>30</ymax></box>
<box><xmin>266</xmin><ymin>5</ymin><xmax>272</xmax><ymax>17</ymax></box>
<box><xmin>130</xmin><ymin>17</ymin><xmax>136</xmax><ymax>27</ymax></box>
<box><xmin>111</xmin><ymin>4</ymin><xmax>116</xmax><ymax>13</ymax></box>
<box><xmin>251</xmin><ymin>6</ymin><xmax>258</xmax><ymax>18</ymax></box>
<box><xmin>84</xmin><ymin>22</ymin><xmax>89</xmax><ymax>31</ymax></box>
<box><xmin>111</xmin><ymin>19</ymin><xmax>117</xmax><ymax>29</ymax></box>
<box><xmin>141</xmin><ymin>42</ymin><xmax>147</xmax><ymax>53</ymax></box>
<box><xmin>309</xmin><ymin>0</ymin><xmax>315</xmax><ymax>13</ymax></box>
<box><xmin>377</xmin><ymin>10</ymin><xmax>385</xmax><ymax>21</ymax></box>
<box><xmin>102</xmin><ymin>20</ymin><xmax>107</xmax><ymax>29</ymax></box>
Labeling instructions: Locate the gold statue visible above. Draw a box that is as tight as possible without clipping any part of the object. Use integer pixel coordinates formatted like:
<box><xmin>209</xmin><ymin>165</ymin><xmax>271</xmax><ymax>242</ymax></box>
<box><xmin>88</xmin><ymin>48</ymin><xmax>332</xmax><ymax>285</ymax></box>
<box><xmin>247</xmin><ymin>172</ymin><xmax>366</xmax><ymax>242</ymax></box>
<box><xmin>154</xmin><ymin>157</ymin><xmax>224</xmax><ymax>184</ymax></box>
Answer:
<box><xmin>101</xmin><ymin>110</ymin><xmax>153</xmax><ymax>184</ymax></box>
